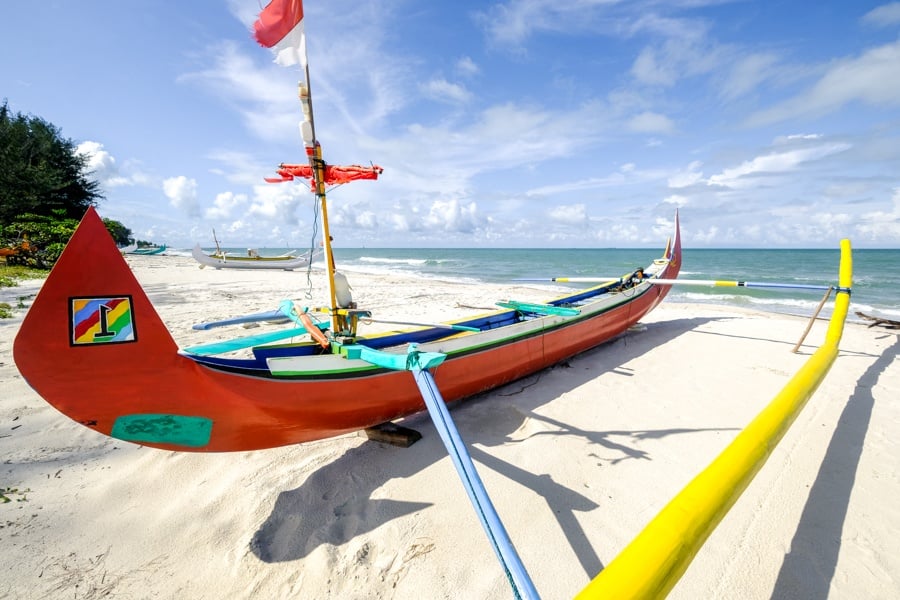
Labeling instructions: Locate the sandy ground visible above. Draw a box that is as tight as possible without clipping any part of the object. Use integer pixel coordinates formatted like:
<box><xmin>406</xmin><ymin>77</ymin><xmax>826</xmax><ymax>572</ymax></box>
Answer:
<box><xmin>1</xmin><ymin>254</ymin><xmax>897</xmax><ymax>599</ymax></box>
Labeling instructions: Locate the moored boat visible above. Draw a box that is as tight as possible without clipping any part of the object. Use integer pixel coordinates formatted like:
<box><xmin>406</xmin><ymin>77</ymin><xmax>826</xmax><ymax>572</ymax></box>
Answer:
<box><xmin>191</xmin><ymin>244</ymin><xmax>322</xmax><ymax>270</ymax></box>
<box><xmin>12</xmin><ymin>0</ymin><xmax>682</xmax><ymax>454</ymax></box>
<box><xmin>128</xmin><ymin>244</ymin><xmax>166</xmax><ymax>255</ymax></box>
<box><xmin>9</xmin><ymin>3</ymin><xmax>863</xmax><ymax>598</ymax></box>
<box><xmin>13</xmin><ymin>205</ymin><xmax>680</xmax><ymax>452</ymax></box>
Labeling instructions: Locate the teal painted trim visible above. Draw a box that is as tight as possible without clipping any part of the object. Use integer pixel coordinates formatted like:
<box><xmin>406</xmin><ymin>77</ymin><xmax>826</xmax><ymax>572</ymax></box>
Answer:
<box><xmin>184</xmin><ymin>326</ymin><xmax>313</xmax><ymax>355</ymax></box>
<box><xmin>111</xmin><ymin>414</ymin><xmax>213</xmax><ymax>447</ymax></box>
<box><xmin>449</xmin><ymin>324</ymin><xmax>481</xmax><ymax>332</ymax></box>
<box><xmin>496</xmin><ymin>300</ymin><xmax>580</xmax><ymax>316</ymax></box>
<box><xmin>192</xmin><ymin>309</ymin><xmax>289</xmax><ymax>330</ymax></box>
<box><xmin>342</xmin><ymin>343</ymin><xmax>446</xmax><ymax>371</ymax></box>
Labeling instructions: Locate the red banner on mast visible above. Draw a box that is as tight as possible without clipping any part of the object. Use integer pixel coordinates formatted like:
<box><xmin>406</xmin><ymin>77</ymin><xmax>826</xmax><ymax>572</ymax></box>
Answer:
<box><xmin>253</xmin><ymin>0</ymin><xmax>307</xmax><ymax>67</ymax></box>
<box><xmin>265</xmin><ymin>163</ymin><xmax>384</xmax><ymax>189</ymax></box>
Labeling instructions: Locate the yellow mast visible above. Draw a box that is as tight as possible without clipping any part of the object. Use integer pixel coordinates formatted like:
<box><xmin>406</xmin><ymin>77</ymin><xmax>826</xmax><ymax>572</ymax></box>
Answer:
<box><xmin>298</xmin><ymin>74</ymin><xmax>345</xmax><ymax>335</ymax></box>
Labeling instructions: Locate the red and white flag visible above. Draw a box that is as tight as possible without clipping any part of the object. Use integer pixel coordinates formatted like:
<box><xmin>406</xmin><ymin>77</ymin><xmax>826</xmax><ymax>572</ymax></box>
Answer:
<box><xmin>253</xmin><ymin>0</ymin><xmax>307</xmax><ymax>67</ymax></box>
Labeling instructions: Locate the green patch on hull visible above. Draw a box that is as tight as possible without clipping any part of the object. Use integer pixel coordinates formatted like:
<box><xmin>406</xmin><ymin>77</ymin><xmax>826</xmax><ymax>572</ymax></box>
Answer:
<box><xmin>111</xmin><ymin>414</ymin><xmax>213</xmax><ymax>447</ymax></box>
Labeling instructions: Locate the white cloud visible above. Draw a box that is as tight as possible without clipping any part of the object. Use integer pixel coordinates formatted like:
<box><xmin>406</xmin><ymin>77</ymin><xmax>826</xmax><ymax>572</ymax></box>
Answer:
<box><xmin>456</xmin><ymin>56</ymin><xmax>480</xmax><ymax>77</ymax></box>
<box><xmin>651</xmin><ymin>216</ymin><xmax>677</xmax><ymax>240</ymax></box>
<box><xmin>548</xmin><ymin>203</ymin><xmax>588</xmax><ymax>226</ymax></box>
<box><xmin>628</xmin><ymin>15</ymin><xmax>718</xmax><ymax>87</ymax></box>
<box><xmin>354</xmin><ymin>211</ymin><xmax>378</xmax><ymax>229</ymax></box>
<box><xmin>601</xmin><ymin>223</ymin><xmax>643</xmax><ymax>244</ymax></box>
<box><xmin>421</xmin><ymin>78</ymin><xmax>472</xmax><ymax>104</ymax></box>
<box><xmin>708</xmin><ymin>142</ymin><xmax>851</xmax><ymax>188</ymax></box>
<box><xmin>205</xmin><ymin>191</ymin><xmax>248</xmax><ymax>220</ymax></box>
<box><xmin>631</xmin><ymin>47</ymin><xmax>676</xmax><ymax>86</ymax></box>
<box><xmin>774</xmin><ymin>133</ymin><xmax>822</xmax><ymax>144</ymax></box>
<box><xmin>388</xmin><ymin>213</ymin><xmax>411</xmax><ymax>232</ymax></box>
<box><xmin>477</xmin><ymin>0</ymin><xmax>618</xmax><ymax>47</ymax></box>
<box><xmin>527</xmin><ymin>172</ymin><xmax>626</xmax><ymax>197</ymax></box>
<box><xmin>668</xmin><ymin>161</ymin><xmax>704</xmax><ymax>188</ymax></box>
<box><xmin>77</xmin><ymin>141</ymin><xmax>117</xmax><ymax>178</ymax></box>
<box><xmin>690</xmin><ymin>225</ymin><xmax>719</xmax><ymax>245</ymax></box>
<box><xmin>861</xmin><ymin>3</ymin><xmax>900</xmax><ymax>27</ymax></box>
<box><xmin>163</xmin><ymin>176</ymin><xmax>200</xmax><ymax>217</ymax></box>
<box><xmin>627</xmin><ymin>111</ymin><xmax>675</xmax><ymax>134</ymax></box>
<box><xmin>246</xmin><ymin>183</ymin><xmax>306</xmax><ymax>224</ymax></box>
<box><xmin>663</xmin><ymin>194</ymin><xmax>688</xmax><ymax>207</ymax></box>
<box><xmin>77</xmin><ymin>141</ymin><xmax>143</xmax><ymax>188</ymax></box>
<box><xmin>423</xmin><ymin>199</ymin><xmax>480</xmax><ymax>233</ymax></box>
<box><xmin>387</xmin><ymin>100</ymin><xmax>609</xmax><ymax>187</ymax></box>
<box><xmin>180</xmin><ymin>42</ymin><xmax>299</xmax><ymax>143</ymax></box>
<box><xmin>225</xmin><ymin>220</ymin><xmax>247</xmax><ymax>234</ymax></box>
<box><xmin>208</xmin><ymin>150</ymin><xmax>277</xmax><ymax>186</ymax></box>
<box><xmin>748</xmin><ymin>40</ymin><xmax>900</xmax><ymax>125</ymax></box>
<box><xmin>719</xmin><ymin>53</ymin><xmax>778</xmax><ymax>100</ymax></box>
<box><xmin>856</xmin><ymin>187</ymin><xmax>900</xmax><ymax>241</ymax></box>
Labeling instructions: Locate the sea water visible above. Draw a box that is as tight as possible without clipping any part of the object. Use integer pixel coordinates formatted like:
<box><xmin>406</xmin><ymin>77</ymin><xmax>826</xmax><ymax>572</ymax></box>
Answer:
<box><xmin>331</xmin><ymin>247</ymin><xmax>900</xmax><ymax>324</ymax></box>
<box><xmin>182</xmin><ymin>246</ymin><xmax>900</xmax><ymax>323</ymax></box>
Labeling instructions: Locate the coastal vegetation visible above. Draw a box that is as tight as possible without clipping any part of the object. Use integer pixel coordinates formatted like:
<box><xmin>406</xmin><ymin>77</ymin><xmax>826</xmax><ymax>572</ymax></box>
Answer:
<box><xmin>0</xmin><ymin>99</ymin><xmax>131</xmax><ymax>268</ymax></box>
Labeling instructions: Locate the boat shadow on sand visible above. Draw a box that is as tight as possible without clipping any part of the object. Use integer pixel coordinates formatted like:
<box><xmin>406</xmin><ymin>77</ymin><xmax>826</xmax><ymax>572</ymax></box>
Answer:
<box><xmin>251</xmin><ymin>315</ymin><xmax>734</xmax><ymax>576</ymax></box>
<box><xmin>771</xmin><ymin>335</ymin><xmax>899</xmax><ymax>599</ymax></box>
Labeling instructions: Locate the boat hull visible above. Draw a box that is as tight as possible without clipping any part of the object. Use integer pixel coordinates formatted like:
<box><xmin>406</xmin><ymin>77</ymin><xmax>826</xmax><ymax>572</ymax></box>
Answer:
<box><xmin>14</xmin><ymin>208</ymin><xmax>680</xmax><ymax>452</ymax></box>
<box><xmin>191</xmin><ymin>245</ymin><xmax>321</xmax><ymax>270</ymax></box>
<box><xmin>128</xmin><ymin>245</ymin><xmax>166</xmax><ymax>255</ymax></box>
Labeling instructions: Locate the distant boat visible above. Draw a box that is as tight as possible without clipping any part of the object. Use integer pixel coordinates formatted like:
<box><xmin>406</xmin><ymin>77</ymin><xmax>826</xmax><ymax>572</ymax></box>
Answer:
<box><xmin>118</xmin><ymin>242</ymin><xmax>138</xmax><ymax>254</ymax></box>
<box><xmin>128</xmin><ymin>245</ymin><xmax>166</xmax><ymax>256</ymax></box>
<box><xmin>191</xmin><ymin>244</ymin><xmax>322</xmax><ymax>270</ymax></box>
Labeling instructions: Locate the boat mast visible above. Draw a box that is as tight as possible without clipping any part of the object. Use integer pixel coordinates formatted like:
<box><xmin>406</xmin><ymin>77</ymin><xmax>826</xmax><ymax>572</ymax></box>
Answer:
<box><xmin>212</xmin><ymin>229</ymin><xmax>222</xmax><ymax>256</ymax></box>
<box><xmin>297</xmin><ymin>63</ymin><xmax>344</xmax><ymax>334</ymax></box>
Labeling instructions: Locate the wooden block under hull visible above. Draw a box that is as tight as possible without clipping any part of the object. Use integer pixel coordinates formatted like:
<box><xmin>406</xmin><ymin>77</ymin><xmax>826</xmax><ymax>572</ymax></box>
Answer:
<box><xmin>359</xmin><ymin>422</ymin><xmax>422</xmax><ymax>447</ymax></box>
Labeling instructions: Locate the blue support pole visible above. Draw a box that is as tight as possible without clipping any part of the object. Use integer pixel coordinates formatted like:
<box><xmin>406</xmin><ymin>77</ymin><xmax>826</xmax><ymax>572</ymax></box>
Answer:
<box><xmin>411</xmin><ymin>366</ymin><xmax>540</xmax><ymax>600</ymax></box>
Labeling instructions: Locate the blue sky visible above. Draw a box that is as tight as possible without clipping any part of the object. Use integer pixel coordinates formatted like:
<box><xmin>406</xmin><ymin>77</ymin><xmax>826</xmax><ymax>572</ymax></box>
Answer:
<box><xmin>3</xmin><ymin>1</ymin><xmax>900</xmax><ymax>248</ymax></box>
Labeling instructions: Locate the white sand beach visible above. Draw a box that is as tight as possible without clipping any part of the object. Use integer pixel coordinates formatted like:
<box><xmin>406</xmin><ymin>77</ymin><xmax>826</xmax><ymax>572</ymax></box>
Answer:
<box><xmin>1</xmin><ymin>254</ymin><xmax>898</xmax><ymax>599</ymax></box>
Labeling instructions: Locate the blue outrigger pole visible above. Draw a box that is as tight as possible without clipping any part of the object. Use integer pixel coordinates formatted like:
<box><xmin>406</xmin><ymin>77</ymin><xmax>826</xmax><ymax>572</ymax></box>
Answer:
<box><xmin>355</xmin><ymin>344</ymin><xmax>540</xmax><ymax>600</ymax></box>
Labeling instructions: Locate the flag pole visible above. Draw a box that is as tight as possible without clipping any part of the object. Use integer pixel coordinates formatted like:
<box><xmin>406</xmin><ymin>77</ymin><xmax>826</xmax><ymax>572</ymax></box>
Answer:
<box><xmin>253</xmin><ymin>1</ymin><xmax>368</xmax><ymax>337</ymax></box>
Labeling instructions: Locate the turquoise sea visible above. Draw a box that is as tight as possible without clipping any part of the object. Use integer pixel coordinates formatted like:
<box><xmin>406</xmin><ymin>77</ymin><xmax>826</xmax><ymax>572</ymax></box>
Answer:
<box><xmin>188</xmin><ymin>246</ymin><xmax>900</xmax><ymax>324</ymax></box>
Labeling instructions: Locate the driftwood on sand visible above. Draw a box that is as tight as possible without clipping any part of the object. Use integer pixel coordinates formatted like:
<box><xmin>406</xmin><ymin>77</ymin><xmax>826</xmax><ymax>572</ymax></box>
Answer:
<box><xmin>856</xmin><ymin>311</ymin><xmax>900</xmax><ymax>330</ymax></box>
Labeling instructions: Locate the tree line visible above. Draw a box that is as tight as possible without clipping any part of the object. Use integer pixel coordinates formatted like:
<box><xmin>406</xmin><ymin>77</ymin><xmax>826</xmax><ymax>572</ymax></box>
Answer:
<box><xmin>1</xmin><ymin>99</ymin><xmax>132</xmax><ymax>267</ymax></box>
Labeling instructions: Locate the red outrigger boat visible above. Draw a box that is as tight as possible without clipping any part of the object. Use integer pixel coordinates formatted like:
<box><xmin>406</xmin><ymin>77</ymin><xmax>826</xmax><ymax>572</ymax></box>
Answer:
<box><xmin>12</xmin><ymin>206</ymin><xmax>680</xmax><ymax>453</ymax></box>
<box><xmin>11</xmin><ymin>3</ymin><xmax>682</xmax><ymax>594</ymax></box>
<box><xmin>12</xmin><ymin>0</ymin><xmax>681</xmax><ymax>455</ymax></box>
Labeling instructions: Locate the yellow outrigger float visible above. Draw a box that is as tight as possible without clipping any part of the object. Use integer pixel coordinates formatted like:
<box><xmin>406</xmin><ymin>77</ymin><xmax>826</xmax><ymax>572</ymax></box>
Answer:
<box><xmin>577</xmin><ymin>239</ymin><xmax>853</xmax><ymax>599</ymax></box>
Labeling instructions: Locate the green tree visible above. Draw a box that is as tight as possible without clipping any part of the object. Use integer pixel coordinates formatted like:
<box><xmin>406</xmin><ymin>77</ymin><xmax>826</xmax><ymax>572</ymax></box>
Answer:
<box><xmin>102</xmin><ymin>218</ymin><xmax>132</xmax><ymax>246</ymax></box>
<box><xmin>0</xmin><ymin>99</ymin><xmax>103</xmax><ymax>224</ymax></box>
<box><xmin>0</xmin><ymin>100</ymin><xmax>127</xmax><ymax>267</ymax></box>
